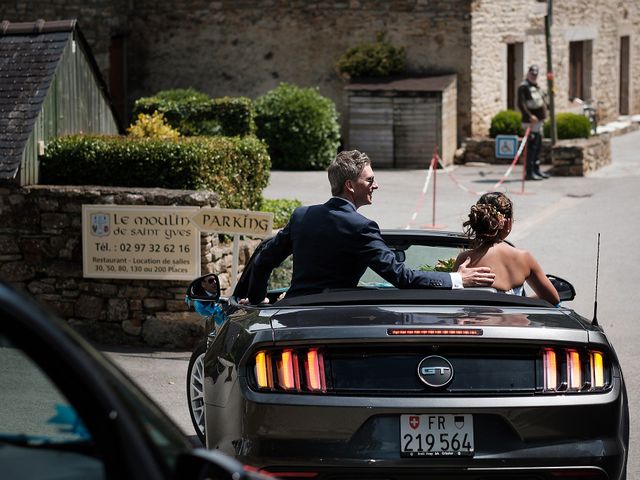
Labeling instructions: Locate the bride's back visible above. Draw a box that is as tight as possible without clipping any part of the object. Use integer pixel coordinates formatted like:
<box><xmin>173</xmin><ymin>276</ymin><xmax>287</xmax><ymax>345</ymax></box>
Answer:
<box><xmin>456</xmin><ymin>192</ymin><xmax>559</xmax><ymax>304</ymax></box>
<box><xmin>460</xmin><ymin>242</ymin><xmax>530</xmax><ymax>293</ymax></box>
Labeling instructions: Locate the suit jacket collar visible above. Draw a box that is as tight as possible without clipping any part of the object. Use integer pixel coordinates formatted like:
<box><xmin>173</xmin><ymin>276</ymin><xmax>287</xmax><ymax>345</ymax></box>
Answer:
<box><xmin>326</xmin><ymin>196</ymin><xmax>356</xmax><ymax>211</ymax></box>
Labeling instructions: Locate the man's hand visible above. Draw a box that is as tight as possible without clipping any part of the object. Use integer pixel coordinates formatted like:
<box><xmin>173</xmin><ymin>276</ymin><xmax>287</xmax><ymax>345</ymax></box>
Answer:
<box><xmin>457</xmin><ymin>257</ymin><xmax>495</xmax><ymax>287</ymax></box>
<box><xmin>530</xmin><ymin>114</ymin><xmax>539</xmax><ymax>124</ymax></box>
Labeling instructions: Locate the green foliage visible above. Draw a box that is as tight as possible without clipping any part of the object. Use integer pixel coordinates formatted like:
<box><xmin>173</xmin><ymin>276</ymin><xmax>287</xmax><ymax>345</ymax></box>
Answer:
<box><xmin>419</xmin><ymin>257</ymin><xmax>457</xmax><ymax>272</ymax></box>
<box><xmin>335</xmin><ymin>32</ymin><xmax>406</xmax><ymax>79</ymax></box>
<box><xmin>127</xmin><ymin>112</ymin><xmax>181</xmax><ymax>139</ymax></box>
<box><xmin>544</xmin><ymin>112</ymin><xmax>591</xmax><ymax>139</ymax></box>
<box><xmin>41</xmin><ymin>135</ymin><xmax>270</xmax><ymax>210</ymax></box>
<box><xmin>259</xmin><ymin>198</ymin><xmax>302</xmax><ymax>228</ymax></box>
<box><xmin>489</xmin><ymin>110</ymin><xmax>523</xmax><ymax>137</ymax></box>
<box><xmin>268</xmin><ymin>256</ymin><xmax>293</xmax><ymax>290</ymax></box>
<box><xmin>213</xmin><ymin>97</ymin><xmax>256</xmax><ymax>137</ymax></box>
<box><xmin>132</xmin><ymin>88</ymin><xmax>255</xmax><ymax>137</ymax></box>
<box><xmin>255</xmin><ymin>83</ymin><xmax>341</xmax><ymax>170</ymax></box>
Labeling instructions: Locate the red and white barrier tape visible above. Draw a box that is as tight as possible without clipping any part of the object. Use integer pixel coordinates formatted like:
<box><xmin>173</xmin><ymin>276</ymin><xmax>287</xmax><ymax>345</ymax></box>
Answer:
<box><xmin>403</xmin><ymin>129</ymin><xmax>531</xmax><ymax>229</ymax></box>
<box><xmin>436</xmin><ymin>128</ymin><xmax>530</xmax><ymax>196</ymax></box>
<box><xmin>404</xmin><ymin>156</ymin><xmax>436</xmax><ymax>229</ymax></box>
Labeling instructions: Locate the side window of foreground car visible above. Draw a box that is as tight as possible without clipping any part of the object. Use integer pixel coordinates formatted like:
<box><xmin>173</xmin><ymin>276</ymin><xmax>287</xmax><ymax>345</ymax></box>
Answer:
<box><xmin>0</xmin><ymin>335</ymin><xmax>105</xmax><ymax>480</ymax></box>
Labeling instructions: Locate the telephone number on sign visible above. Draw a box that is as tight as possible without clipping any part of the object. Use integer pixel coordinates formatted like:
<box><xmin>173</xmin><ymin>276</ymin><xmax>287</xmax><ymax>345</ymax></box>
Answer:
<box><xmin>94</xmin><ymin>242</ymin><xmax>190</xmax><ymax>253</ymax></box>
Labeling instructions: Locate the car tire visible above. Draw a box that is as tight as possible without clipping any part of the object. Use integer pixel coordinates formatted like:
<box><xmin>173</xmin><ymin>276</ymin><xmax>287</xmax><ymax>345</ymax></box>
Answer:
<box><xmin>187</xmin><ymin>339</ymin><xmax>207</xmax><ymax>445</ymax></box>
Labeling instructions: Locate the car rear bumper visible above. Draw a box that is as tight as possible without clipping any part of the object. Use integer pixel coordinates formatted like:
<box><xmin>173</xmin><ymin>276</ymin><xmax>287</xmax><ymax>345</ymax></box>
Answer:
<box><xmin>205</xmin><ymin>378</ymin><xmax>628</xmax><ymax>480</ymax></box>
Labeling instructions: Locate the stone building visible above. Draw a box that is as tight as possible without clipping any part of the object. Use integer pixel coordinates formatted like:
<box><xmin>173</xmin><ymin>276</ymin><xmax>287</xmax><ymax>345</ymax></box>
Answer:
<box><xmin>1</xmin><ymin>1</ymin><xmax>638</xmax><ymax>144</ymax></box>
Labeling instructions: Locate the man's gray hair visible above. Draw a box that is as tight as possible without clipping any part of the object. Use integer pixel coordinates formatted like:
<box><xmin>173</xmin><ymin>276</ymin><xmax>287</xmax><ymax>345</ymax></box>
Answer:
<box><xmin>328</xmin><ymin>150</ymin><xmax>371</xmax><ymax>196</ymax></box>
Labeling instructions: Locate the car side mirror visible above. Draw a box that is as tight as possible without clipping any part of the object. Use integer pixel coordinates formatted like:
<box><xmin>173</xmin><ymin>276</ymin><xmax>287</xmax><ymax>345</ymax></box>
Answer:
<box><xmin>547</xmin><ymin>274</ymin><xmax>576</xmax><ymax>302</ymax></box>
<box><xmin>187</xmin><ymin>273</ymin><xmax>221</xmax><ymax>302</ymax></box>
<box><xmin>174</xmin><ymin>449</ymin><xmax>266</xmax><ymax>479</ymax></box>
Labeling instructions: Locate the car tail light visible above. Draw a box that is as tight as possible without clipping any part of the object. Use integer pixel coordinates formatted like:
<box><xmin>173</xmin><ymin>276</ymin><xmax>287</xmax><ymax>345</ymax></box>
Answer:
<box><xmin>543</xmin><ymin>348</ymin><xmax>557</xmax><ymax>391</ymax></box>
<box><xmin>255</xmin><ymin>351</ymin><xmax>273</xmax><ymax>389</ymax></box>
<box><xmin>566</xmin><ymin>349</ymin><xmax>582</xmax><ymax>390</ymax></box>
<box><xmin>305</xmin><ymin>348</ymin><xmax>326</xmax><ymax>392</ymax></box>
<box><xmin>541</xmin><ymin>347</ymin><xmax>610</xmax><ymax>393</ymax></box>
<box><xmin>388</xmin><ymin>328</ymin><xmax>482</xmax><ymax>336</ymax></box>
<box><xmin>590</xmin><ymin>351</ymin><xmax>605</xmax><ymax>388</ymax></box>
<box><xmin>277</xmin><ymin>349</ymin><xmax>300</xmax><ymax>391</ymax></box>
<box><xmin>252</xmin><ymin>348</ymin><xmax>327</xmax><ymax>393</ymax></box>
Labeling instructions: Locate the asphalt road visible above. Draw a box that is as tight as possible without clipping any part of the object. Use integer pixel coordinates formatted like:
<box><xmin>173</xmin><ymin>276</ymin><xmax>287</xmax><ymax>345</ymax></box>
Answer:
<box><xmin>107</xmin><ymin>129</ymin><xmax>640</xmax><ymax>472</ymax></box>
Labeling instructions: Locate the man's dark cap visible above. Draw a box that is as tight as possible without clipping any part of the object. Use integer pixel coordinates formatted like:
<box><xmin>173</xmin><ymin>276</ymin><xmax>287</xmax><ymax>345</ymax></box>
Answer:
<box><xmin>528</xmin><ymin>64</ymin><xmax>539</xmax><ymax>75</ymax></box>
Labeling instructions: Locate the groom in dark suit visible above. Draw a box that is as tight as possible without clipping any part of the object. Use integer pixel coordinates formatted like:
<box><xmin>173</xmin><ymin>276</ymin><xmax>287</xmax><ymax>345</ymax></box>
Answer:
<box><xmin>247</xmin><ymin>150</ymin><xmax>494</xmax><ymax>304</ymax></box>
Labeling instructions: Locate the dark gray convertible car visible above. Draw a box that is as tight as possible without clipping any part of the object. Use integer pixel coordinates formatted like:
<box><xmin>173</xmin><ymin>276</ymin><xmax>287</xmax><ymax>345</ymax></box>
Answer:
<box><xmin>187</xmin><ymin>230</ymin><xmax>628</xmax><ymax>480</ymax></box>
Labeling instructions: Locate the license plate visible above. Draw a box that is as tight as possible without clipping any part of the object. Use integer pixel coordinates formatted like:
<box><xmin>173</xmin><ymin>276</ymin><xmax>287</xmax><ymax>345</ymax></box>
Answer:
<box><xmin>400</xmin><ymin>414</ymin><xmax>474</xmax><ymax>457</ymax></box>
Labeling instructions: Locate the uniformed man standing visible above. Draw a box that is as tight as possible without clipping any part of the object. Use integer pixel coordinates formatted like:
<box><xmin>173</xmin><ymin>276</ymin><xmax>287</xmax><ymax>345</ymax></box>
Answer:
<box><xmin>517</xmin><ymin>64</ymin><xmax>549</xmax><ymax>180</ymax></box>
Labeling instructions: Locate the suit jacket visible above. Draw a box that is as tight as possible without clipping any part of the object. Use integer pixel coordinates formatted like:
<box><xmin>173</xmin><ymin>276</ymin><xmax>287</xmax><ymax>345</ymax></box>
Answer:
<box><xmin>247</xmin><ymin>197</ymin><xmax>452</xmax><ymax>303</ymax></box>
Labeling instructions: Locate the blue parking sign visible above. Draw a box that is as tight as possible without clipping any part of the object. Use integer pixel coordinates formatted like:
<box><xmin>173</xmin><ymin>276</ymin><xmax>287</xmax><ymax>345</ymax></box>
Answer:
<box><xmin>495</xmin><ymin>135</ymin><xmax>519</xmax><ymax>159</ymax></box>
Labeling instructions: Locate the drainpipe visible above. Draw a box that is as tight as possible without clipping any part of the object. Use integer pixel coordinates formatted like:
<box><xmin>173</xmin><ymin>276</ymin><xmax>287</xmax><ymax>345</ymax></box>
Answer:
<box><xmin>545</xmin><ymin>0</ymin><xmax>557</xmax><ymax>145</ymax></box>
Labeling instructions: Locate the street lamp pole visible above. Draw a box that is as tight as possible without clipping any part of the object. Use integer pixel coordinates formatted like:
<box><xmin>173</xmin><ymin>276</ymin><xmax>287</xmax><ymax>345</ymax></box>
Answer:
<box><xmin>545</xmin><ymin>0</ymin><xmax>557</xmax><ymax>144</ymax></box>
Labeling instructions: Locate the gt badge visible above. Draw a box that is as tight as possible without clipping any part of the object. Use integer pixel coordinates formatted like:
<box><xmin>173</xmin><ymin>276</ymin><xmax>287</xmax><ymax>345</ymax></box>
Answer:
<box><xmin>417</xmin><ymin>355</ymin><xmax>454</xmax><ymax>388</ymax></box>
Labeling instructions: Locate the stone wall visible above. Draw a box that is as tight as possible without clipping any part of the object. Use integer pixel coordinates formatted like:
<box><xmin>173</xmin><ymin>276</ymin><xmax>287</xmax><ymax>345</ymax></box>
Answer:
<box><xmin>551</xmin><ymin>134</ymin><xmax>612</xmax><ymax>176</ymax></box>
<box><xmin>1</xmin><ymin>0</ymin><xmax>473</xmax><ymax>139</ymax></box>
<box><xmin>1</xmin><ymin>1</ymin><xmax>638</xmax><ymax>144</ymax></box>
<box><xmin>0</xmin><ymin>185</ymin><xmax>258</xmax><ymax>348</ymax></box>
<box><xmin>454</xmin><ymin>134</ymin><xmax>611</xmax><ymax>177</ymax></box>
<box><xmin>455</xmin><ymin>137</ymin><xmax>552</xmax><ymax>165</ymax></box>
<box><xmin>470</xmin><ymin>1</ymin><xmax>640</xmax><ymax>137</ymax></box>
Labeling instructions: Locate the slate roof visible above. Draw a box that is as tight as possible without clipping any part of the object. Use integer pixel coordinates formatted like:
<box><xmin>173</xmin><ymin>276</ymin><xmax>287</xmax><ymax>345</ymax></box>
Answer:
<box><xmin>0</xmin><ymin>20</ymin><xmax>79</xmax><ymax>180</ymax></box>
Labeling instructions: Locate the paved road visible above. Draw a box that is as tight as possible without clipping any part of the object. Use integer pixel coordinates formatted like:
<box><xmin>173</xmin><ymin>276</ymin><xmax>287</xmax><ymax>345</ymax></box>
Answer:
<box><xmin>107</xmin><ymin>129</ymin><xmax>640</xmax><ymax>471</ymax></box>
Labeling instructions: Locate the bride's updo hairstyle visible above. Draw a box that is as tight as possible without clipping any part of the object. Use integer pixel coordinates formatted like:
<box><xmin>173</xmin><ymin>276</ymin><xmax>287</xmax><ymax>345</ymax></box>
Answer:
<box><xmin>463</xmin><ymin>192</ymin><xmax>513</xmax><ymax>247</ymax></box>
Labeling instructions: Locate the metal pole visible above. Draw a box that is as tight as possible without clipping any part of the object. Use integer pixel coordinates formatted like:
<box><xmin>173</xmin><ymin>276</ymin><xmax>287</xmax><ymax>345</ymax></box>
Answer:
<box><xmin>545</xmin><ymin>0</ymin><xmax>557</xmax><ymax>145</ymax></box>
<box><xmin>231</xmin><ymin>234</ymin><xmax>240</xmax><ymax>290</ymax></box>
<box><xmin>521</xmin><ymin>138</ymin><xmax>528</xmax><ymax>194</ymax></box>
<box><xmin>431</xmin><ymin>155</ymin><xmax>437</xmax><ymax>228</ymax></box>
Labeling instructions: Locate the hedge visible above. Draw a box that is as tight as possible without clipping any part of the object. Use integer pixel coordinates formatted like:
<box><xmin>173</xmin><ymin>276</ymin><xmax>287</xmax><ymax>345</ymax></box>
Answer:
<box><xmin>544</xmin><ymin>113</ymin><xmax>591</xmax><ymax>139</ymax></box>
<box><xmin>132</xmin><ymin>88</ymin><xmax>255</xmax><ymax>137</ymax></box>
<box><xmin>259</xmin><ymin>198</ymin><xmax>303</xmax><ymax>228</ymax></box>
<box><xmin>255</xmin><ymin>83</ymin><xmax>341</xmax><ymax>170</ymax></box>
<box><xmin>41</xmin><ymin>135</ymin><xmax>270</xmax><ymax>210</ymax></box>
<box><xmin>489</xmin><ymin>110</ymin><xmax>523</xmax><ymax>137</ymax></box>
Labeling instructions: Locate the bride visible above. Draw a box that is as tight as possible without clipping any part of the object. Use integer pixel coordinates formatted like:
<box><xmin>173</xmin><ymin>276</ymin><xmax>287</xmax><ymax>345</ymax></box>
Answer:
<box><xmin>454</xmin><ymin>192</ymin><xmax>560</xmax><ymax>305</ymax></box>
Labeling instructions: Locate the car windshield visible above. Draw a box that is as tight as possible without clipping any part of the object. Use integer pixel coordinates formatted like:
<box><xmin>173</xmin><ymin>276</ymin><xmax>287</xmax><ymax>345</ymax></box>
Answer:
<box><xmin>359</xmin><ymin>244</ymin><xmax>462</xmax><ymax>287</ymax></box>
<box><xmin>266</xmin><ymin>235</ymin><xmax>464</xmax><ymax>292</ymax></box>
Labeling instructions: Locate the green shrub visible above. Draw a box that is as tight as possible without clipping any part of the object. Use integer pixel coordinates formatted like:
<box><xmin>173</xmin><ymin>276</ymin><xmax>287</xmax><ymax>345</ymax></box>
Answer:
<box><xmin>132</xmin><ymin>89</ymin><xmax>255</xmax><ymax>137</ymax></box>
<box><xmin>213</xmin><ymin>97</ymin><xmax>256</xmax><ymax>137</ymax></box>
<box><xmin>255</xmin><ymin>83</ymin><xmax>340</xmax><ymax>170</ymax></box>
<box><xmin>489</xmin><ymin>110</ymin><xmax>523</xmax><ymax>137</ymax></box>
<box><xmin>41</xmin><ymin>135</ymin><xmax>270</xmax><ymax>210</ymax></box>
<box><xmin>335</xmin><ymin>32</ymin><xmax>405</xmax><ymax>79</ymax></box>
<box><xmin>259</xmin><ymin>198</ymin><xmax>302</xmax><ymax>228</ymax></box>
<box><xmin>127</xmin><ymin>112</ymin><xmax>181</xmax><ymax>139</ymax></box>
<box><xmin>544</xmin><ymin>112</ymin><xmax>591</xmax><ymax>139</ymax></box>
<box><xmin>132</xmin><ymin>88</ymin><xmax>218</xmax><ymax>136</ymax></box>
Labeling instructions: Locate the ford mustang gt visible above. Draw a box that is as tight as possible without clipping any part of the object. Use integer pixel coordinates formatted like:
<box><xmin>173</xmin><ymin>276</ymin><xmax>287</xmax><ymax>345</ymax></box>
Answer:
<box><xmin>187</xmin><ymin>230</ymin><xmax>628</xmax><ymax>480</ymax></box>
